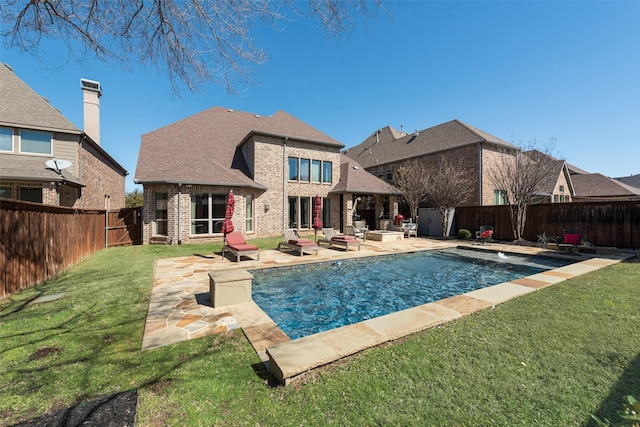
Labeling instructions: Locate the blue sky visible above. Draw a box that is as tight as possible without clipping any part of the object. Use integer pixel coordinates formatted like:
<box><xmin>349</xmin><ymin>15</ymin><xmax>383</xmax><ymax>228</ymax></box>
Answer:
<box><xmin>2</xmin><ymin>1</ymin><xmax>639</xmax><ymax>192</ymax></box>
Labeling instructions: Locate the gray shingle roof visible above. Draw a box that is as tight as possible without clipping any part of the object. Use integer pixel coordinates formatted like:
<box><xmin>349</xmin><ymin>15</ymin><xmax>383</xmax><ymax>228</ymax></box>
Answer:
<box><xmin>572</xmin><ymin>173</ymin><xmax>640</xmax><ymax>198</ymax></box>
<box><xmin>135</xmin><ymin>107</ymin><xmax>342</xmax><ymax>187</ymax></box>
<box><xmin>344</xmin><ymin>119</ymin><xmax>517</xmax><ymax>169</ymax></box>
<box><xmin>330</xmin><ymin>154</ymin><xmax>399</xmax><ymax>195</ymax></box>
<box><xmin>0</xmin><ymin>154</ymin><xmax>83</xmax><ymax>186</ymax></box>
<box><xmin>614</xmin><ymin>174</ymin><xmax>640</xmax><ymax>189</ymax></box>
<box><xmin>0</xmin><ymin>63</ymin><xmax>80</xmax><ymax>134</ymax></box>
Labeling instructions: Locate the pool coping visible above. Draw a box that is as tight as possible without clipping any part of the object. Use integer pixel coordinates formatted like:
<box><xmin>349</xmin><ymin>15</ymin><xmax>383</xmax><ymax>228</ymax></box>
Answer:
<box><xmin>142</xmin><ymin>239</ymin><xmax>634</xmax><ymax>385</ymax></box>
<box><xmin>261</xmin><ymin>254</ymin><xmax>623</xmax><ymax>384</ymax></box>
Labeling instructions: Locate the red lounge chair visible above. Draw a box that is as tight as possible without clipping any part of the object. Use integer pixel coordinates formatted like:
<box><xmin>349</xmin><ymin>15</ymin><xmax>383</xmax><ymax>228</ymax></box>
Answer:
<box><xmin>222</xmin><ymin>232</ymin><xmax>260</xmax><ymax>262</ymax></box>
<box><xmin>318</xmin><ymin>228</ymin><xmax>361</xmax><ymax>251</ymax></box>
<box><xmin>559</xmin><ymin>229</ymin><xmax>582</xmax><ymax>254</ymax></box>
<box><xmin>475</xmin><ymin>226</ymin><xmax>494</xmax><ymax>243</ymax></box>
<box><xmin>277</xmin><ymin>229</ymin><xmax>319</xmax><ymax>256</ymax></box>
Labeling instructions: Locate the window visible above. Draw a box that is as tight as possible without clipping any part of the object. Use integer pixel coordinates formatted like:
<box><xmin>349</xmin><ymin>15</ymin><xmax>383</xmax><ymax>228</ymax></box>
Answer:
<box><xmin>155</xmin><ymin>192</ymin><xmax>168</xmax><ymax>235</ymax></box>
<box><xmin>386</xmin><ymin>165</ymin><xmax>393</xmax><ymax>182</ymax></box>
<box><xmin>382</xmin><ymin>196</ymin><xmax>389</xmax><ymax>218</ymax></box>
<box><xmin>0</xmin><ymin>186</ymin><xmax>12</xmax><ymax>199</ymax></box>
<box><xmin>311</xmin><ymin>160</ymin><xmax>321</xmax><ymax>183</ymax></box>
<box><xmin>288</xmin><ymin>157</ymin><xmax>298</xmax><ymax>181</ymax></box>
<box><xmin>191</xmin><ymin>193</ymin><xmax>226</xmax><ymax>235</ymax></box>
<box><xmin>300</xmin><ymin>197</ymin><xmax>310</xmax><ymax>229</ymax></box>
<box><xmin>300</xmin><ymin>159</ymin><xmax>310</xmax><ymax>182</ymax></box>
<box><xmin>559</xmin><ymin>185</ymin><xmax>565</xmax><ymax>192</ymax></box>
<box><xmin>246</xmin><ymin>194</ymin><xmax>253</xmax><ymax>232</ymax></box>
<box><xmin>376</xmin><ymin>167</ymin><xmax>384</xmax><ymax>179</ymax></box>
<box><xmin>288</xmin><ymin>197</ymin><xmax>298</xmax><ymax>228</ymax></box>
<box><xmin>20</xmin><ymin>129</ymin><xmax>52</xmax><ymax>154</ymax></box>
<box><xmin>322</xmin><ymin>161</ymin><xmax>332</xmax><ymax>184</ymax></box>
<box><xmin>322</xmin><ymin>197</ymin><xmax>331</xmax><ymax>226</ymax></box>
<box><xmin>20</xmin><ymin>187</ymin><xmax>42</xmax><ymax>203</ymax></box>
<box><xmin>494</xmin><ymin>190</ymin><xmax>507</xmax><ymax>205</ymax></box>
<box><xmin>0</xmin><ymin>127</ymin><xmax>12</xmax><ymax>151</ymax></box>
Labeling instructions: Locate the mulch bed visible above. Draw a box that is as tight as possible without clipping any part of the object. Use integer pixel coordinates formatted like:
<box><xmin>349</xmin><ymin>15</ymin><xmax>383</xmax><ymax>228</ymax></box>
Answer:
<box><xmin>11</xmin><ymin>390</ymin><xmax>137</xmax><ymax>427</ymax></box>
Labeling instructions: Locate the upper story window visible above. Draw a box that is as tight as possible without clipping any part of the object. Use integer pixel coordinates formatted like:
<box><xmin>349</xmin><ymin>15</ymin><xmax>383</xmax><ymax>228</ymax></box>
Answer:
<box><xmin>559</xmin><ymin>185</ymin><xmax>565</xmax><ymax>192</ymax></box>
<box><xmin>300</xmin><ymin>158</ymin><xmax>310</xmax><ymax>182</ymax></box>
<box><xmin>386</xmin><ymin>165</ymin><xmax>394</xmax><ymax>182</ymax></box>
<box><xmin>0</xmin><ymin>127</ymin><xmax>13</xmax><ymax>151</ymax></box>
<box><xmin>288</xmin><ymin>156</ymin><xmax>333</xmax><ymax>184</ymax></box>
<box><xmin>494</xmin><ymin>189</ymin><xmax>507</xmax><ymax>205</ymax></box>
<box><xmin>288</xmin><ymin>157</ymin><xmax>299</xmax><ymax>180</ymax></box>
<box><xmin>322</xmin><ymin>161</ymin><xmax>332</xmax><ymax>184</ymax></box>
<box><xmin>20</xmin><ymin>129</ymin><xmax>52</xmax><ymax>155</ymax></box>
<box><xmin>311</xmin><ymin>160</ymin><xmax>321</xmax><ymax>183</ymax></box>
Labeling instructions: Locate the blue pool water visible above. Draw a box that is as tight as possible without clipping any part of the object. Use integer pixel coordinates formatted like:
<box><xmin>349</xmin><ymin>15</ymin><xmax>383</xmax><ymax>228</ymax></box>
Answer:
<box><xmin>251</xmin><ymin>248</ymin><xmax>571</xmax><ymax>340</ymax></box>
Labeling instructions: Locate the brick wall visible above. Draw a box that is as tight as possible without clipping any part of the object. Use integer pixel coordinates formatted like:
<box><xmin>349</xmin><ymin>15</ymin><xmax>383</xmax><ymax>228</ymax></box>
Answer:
<box><xmin>79</xmin><ymin>142</ymin><xmax>125</xmax><ymax>209</ymax></box>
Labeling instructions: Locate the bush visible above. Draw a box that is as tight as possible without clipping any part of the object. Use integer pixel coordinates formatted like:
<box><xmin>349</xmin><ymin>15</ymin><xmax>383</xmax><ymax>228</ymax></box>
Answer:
<box><xmin>458</xmin><ymin>229</ymin><xmax>472</xmax><ymax>239</ymax></box>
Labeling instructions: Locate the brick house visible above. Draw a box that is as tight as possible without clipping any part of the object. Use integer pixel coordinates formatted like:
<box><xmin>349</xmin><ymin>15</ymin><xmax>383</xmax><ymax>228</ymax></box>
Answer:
<box><xmin>344</xmin><ymin>120</ymin><xmax>573</xmax><ymax>213</ymax></box>
<box><xmin>134</xmin><ymin>107</ymin><xmax>398</xmax><ymax>244</ymax></box>
<box><xmin>0</xmin><ymin>63</ymin><xmax>127</xmax><ymax>209</ymax></box>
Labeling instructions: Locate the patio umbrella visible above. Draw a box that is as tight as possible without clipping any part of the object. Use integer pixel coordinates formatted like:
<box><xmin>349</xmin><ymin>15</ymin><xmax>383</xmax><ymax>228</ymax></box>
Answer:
<box><xmin>312</xmin><ymin>195</ymin><xmax>323</xmax><ymax>241</ymax></box>
<box><xmin>221</xmin><ymin>190</ymin><xmax>235</xmax><ymax>237</ymax></box>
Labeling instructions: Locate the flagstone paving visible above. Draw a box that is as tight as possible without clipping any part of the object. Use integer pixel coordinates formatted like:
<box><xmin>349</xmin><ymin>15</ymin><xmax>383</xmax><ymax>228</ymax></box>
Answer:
<box><xmin>141</xmin><ymin>238</ymin><xmax>634</xmax><ymax>385</ymax></box>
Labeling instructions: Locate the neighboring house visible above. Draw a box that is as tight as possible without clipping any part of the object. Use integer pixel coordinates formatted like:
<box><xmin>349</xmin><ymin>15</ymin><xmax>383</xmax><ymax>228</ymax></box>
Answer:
<box><xmin>0</xmin><ymin>63</ymin><xmax>127</xmax><ymax>209</ymax></box>
<box><xmin>345</xmin><ymin>120</ymin><xmax>521</xmax><ymax>208</ymax></box>
<box><xmin>523</xmin><ymin>150</ymin><xmax>574</xmax><ymax>203</ymax></box>
<box><xmin>571</xmin><ymin>173</ymin><xmax>640</xmax><ymax>202</ymax></box>
<box><xmin>134</xmin><ymin>107</ymin><xmax>398</xmax><ymax>244</ymax></box>
<box><xmin>614</xmin><ymin>173</ymin><xmax>640</xmax><ymax>189</ymax></box>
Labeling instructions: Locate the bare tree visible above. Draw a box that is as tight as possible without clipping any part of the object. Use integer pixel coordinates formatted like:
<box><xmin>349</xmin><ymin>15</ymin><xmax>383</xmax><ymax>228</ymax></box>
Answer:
<box><xmin>425</xmin><ymin>157</ymin><xmax>474</xmax><ymax>237</ymax></box>
<box><xmin>486</xmin><ymin>140</ymin><xmax>558</xmax><ymax>241</ymax></box>
<box><xmin>393</xmin><ymin>158</ymin><xmax>428</xmax><ymax>221</ymax></box>
<box><xmin>1</xmin><ymin>0</ymin><xmax>384</xmax><ymax>93</ymax></box>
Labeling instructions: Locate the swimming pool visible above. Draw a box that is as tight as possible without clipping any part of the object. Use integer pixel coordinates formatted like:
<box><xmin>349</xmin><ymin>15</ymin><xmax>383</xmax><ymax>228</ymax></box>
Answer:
<box><xmin>251</xmin><ymin>248</ymin><xmax>571</xmax><ymax>340</ymax></box>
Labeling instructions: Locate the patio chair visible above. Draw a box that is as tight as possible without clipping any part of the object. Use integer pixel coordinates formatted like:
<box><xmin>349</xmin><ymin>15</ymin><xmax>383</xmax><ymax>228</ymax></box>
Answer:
<box><xmin>475</xmin><ymin>225</ymin><xmax>494</xmax><ymax>243</ymax></box>
<box><xmin>222</xmin><ymin>232</ymin><xmax>260</xmax><ymax>262</ymax></box>
<box><xmin>277</xmin><ymin>229</ymin><xmax>319</xmax><ymax>256</ymax></box>
<box><xmin>559</xmin><ymin>229</ymin><xmax>582</xmax><ymax>254</ymax></box>
<box><xmin>345</xmin><ymin>225</ymin><xmax>366</xmax><ymax>240</ymax></box>
<box><xmin>404</xmin><ymin>222</ymin><xmax>418</xmax><ymax>238</ymax></box>
<box><xmin>318</xmin><ymin>228</ymin><xmax>361</xmax><ymax>251</ymax></box>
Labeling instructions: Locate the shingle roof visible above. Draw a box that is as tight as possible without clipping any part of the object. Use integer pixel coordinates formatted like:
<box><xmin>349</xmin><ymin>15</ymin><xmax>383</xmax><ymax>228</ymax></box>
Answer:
<box><xmin>614</xmin><ymin>174</ymin><xmax>640</xmax><ymax>189</ymax></box>
<box><xmin>0</xmin><ymin>63</ymin><xmax>80</xmax><ymax>134</ymax></box>
<box><xmin>135</xmin><ymin>107</ymin><xmax>342</xmax><ymax>187</ymax></box>
<box><xmin>572</xmin><ymin>173</ymin><xmax>640</xmax><ymax>198</ymax></box>
<box><xmin>344</xmin><ymin>119</ymin><xmax>517</xmax><ymax>169</ymax></box>
<box><xmin>330</xmin><ymin>154</ymin><xmax>400</xmax><ymax>195</ymax></box>
<box><xmin>0</xmin><ymin>154</ymin><xmax>83</xmax><ymax>186</ymax></box>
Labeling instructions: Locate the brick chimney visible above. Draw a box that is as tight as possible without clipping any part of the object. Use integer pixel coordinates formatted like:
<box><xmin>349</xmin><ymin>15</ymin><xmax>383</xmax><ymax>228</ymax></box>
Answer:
<box><xmin>80</xmin><ymin>78</ymin><xmax>102</xmax><ymax>145</ymax></box>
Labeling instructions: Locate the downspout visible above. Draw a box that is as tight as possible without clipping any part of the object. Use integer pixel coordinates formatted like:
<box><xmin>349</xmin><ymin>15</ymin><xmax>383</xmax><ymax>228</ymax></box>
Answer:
<box><xmin>177</xmin><ymin>183</ymin><xmax>182</xmax><ymax>245</ymax></box>
<box><xmin>478</xmin><ymin>142</ymin><xmax>483</xmax><ymax>205</ymax></box>
<box><xmin>283</xmin><ymin>139</ymin><xmax>287</xmax><ymax>232</ymax></box>
<box><xmin>105</xmin><ymin>207</ymin><xmax>108</xmax><ymax>248</ymax></box>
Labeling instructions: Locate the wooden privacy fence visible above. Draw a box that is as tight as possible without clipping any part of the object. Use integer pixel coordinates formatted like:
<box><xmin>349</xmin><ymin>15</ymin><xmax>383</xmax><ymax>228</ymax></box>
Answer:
<box><xmin>0</xmin><ymin>200</ymin><xmax>141</xmax><ymax>299</ymax></box>
<box><xmin>455</xmin><ymin>201</ymin><xmax>640</xmax><ymax>249</ymax></box>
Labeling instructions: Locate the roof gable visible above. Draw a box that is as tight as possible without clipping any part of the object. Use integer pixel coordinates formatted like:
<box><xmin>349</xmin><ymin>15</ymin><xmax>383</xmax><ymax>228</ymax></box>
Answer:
<box><xmin>344</xmin><ymin>119</ymin><xmax>516</xmax><ymax>169</ymax></box>
<box><xmin>330</xmin><ymin>154</ymin><xmax>399</xmax><ymax>195</ymax></box>
<box><xmin>135</xmin><ymin>107</ymin><xmax>342</xmax><ymax>187</ymax></box>
<box><xmin>0</xmin><ymin>63</ymin><xmax>80</xmax><ymax>134</ymax></box>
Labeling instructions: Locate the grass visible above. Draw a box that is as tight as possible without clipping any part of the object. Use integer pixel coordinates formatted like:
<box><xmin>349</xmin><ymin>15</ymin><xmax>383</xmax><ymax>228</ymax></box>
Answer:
<box><xmin>1</xmin><ymin>238</ymin><xmax>638</xmax><ymax>426</ymax></box>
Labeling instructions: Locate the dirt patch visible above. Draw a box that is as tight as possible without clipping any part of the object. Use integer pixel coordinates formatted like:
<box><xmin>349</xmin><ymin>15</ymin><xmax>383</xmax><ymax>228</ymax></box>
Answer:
<box><xmin>10</xmin><ymin>390</ymin><xmax>137</xmax><ymax>427</ymax></box>
<box><xmin>28</xmin><ymin>346</ymin><xmax>63</xmax><ymax>361</ymax></box>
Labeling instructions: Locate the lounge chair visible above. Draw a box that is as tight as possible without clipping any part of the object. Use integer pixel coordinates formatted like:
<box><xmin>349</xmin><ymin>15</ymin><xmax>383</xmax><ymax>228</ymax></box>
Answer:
<box><xmin>475</xmin><ymin>225</ymin><xmax>494</xmax><ymax>243</ymax></box>
<box><xmin>318</xmin><ymin>228</ymin><xmax>361</xmax><ymax>251</ymax></box>
<box><xmin>345</xmin><ymin>225</ymin><xmax>366</xmax><ymax>240</ymax></box>
<box><xmin>222</xmin><ymin>232</ymin><xmax>260</xmax><ymax>262</ymax></box>
<box><xmin>559</xmin><ymin>229</ymin><xmax>582</xmax><ymax>254</ymax></box>
<box><xmin>277</xmin><ymin>229</ymin><xmax>319</xmax><ymax>256</ymax></box>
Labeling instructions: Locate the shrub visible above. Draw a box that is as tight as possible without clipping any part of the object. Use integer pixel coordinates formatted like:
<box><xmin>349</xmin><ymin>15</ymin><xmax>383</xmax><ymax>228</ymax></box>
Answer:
<box><xmin>458</xmin><ymin>229</ymin><xmax>472</xmax><ymax>240</ymax></box>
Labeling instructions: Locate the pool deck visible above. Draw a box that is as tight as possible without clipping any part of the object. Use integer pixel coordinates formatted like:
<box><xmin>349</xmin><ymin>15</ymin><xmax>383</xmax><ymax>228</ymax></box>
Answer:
<box><xmin>142</xmin><ymin>238</ymin><xmax>636</xmax><ymax>385</ymax></box>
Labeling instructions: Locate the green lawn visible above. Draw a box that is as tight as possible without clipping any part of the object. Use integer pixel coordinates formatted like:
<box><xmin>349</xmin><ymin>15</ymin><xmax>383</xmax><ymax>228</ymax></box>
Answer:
<box><xmin>0</xmin><ymin>240</ymin><xmax>638</xmax><ymax>426</ymax></box>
